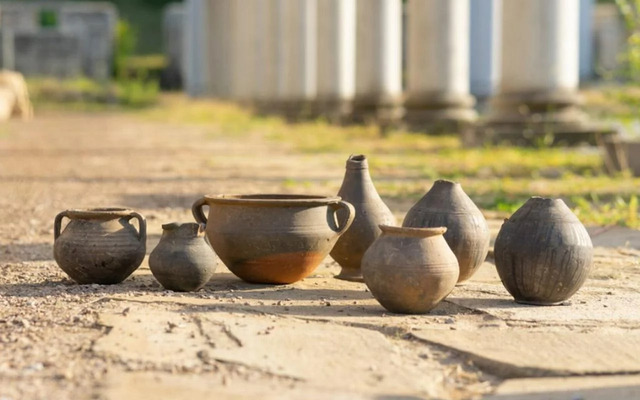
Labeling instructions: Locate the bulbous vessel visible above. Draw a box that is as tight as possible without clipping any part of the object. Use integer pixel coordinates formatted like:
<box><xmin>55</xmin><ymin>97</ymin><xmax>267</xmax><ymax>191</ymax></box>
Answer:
<box><xmin>402</xmin><ymin>180</ymin><xmax>490</xmax><ymax>283</ymax></box>
<box><xmin>192</xmin><ymin>194</ymin><xmax>354</xmax><ymax>284</ymax></box>
<box><xmin>362</xmin><ymin>225</ymin><xmax>459</xmax><ymax>314</ymax></box>
<box><xmin>53</xmin><ymin>208</ymin><xmax>146</xmax><ymax>284</ymax></box>
<box><xmin>494</xmin><ymin>197</ymin><xmax>593</xmax><ymax>305</ymax></box>
<box><xmin>330</xmin><ymin>155</ymin><xmax>396</xmax><ymax>281</ymax></box>
<box><xmin>149</xmin><ymin>222</ymin><xmax>218</xmax><ymax>292</ymax></box>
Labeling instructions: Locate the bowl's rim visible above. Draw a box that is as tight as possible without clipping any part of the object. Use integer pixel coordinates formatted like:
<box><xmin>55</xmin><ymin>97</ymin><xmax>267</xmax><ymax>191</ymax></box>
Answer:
<box><xmin>202</xmin><ymin>194</ymin><xmax>342</xmax><ymax>207</ymax></box>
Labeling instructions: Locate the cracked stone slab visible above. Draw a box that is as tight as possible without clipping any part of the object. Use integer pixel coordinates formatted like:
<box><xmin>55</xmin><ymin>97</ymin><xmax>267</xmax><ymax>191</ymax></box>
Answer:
<box><xmin>412</xmin><ymin>329</ymin><xmax>640</xmax><ymax>378</ymax></box>
<box><xmin>94</xmin><ymin>304</ymin><xmax>489</xmax><ymax>398</ymax></box>
<box><xmin>100</xmin><ymin>370</ymin><xmax>377</xmax><ymax>400</ymax></box>
<box><xmin>485</xmin><ymin>375</ymin><xmax>640</xmax><ymax>399</ymax></box>
<box><xmin>448</xmin><ymin>283</ymin><xmax>640</xmax><ymax>325</ymax></box>
<box><xmin>95</xmin><ymin>306</ymin><xmax>210</xmax><ymax>369</ymax></box>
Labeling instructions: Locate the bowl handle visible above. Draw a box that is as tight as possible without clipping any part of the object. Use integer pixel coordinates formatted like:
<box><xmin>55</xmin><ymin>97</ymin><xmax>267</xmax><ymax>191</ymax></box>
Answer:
<box><xmin>328</xmin><ymin>201</ymin><xmax>355</xmax><ymax>235</ymax></box>
<box><xmin>54</xmin><ymin>210</ymin><xmax>69</xmax><ymax>240</ymax></box>
<box><xmin>127</xmin><ymin>211</ymin><xmax>147</xmax><ymax>242</ymax></box>
<box><xmin>192</xmin><ymin>197</ymin><xmax>208</xmax><ymax>225</ymax></box>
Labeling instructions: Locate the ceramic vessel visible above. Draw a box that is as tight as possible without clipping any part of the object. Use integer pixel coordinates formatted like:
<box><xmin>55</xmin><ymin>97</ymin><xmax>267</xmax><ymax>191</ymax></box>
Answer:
<box><xmin>362</xmin><ymin>225</ymin><xmax>459</xmax><ymax>314</ymax></box>
<box><xmin>494</xmin><ymin>197</ymin><xmax>593</xmax><ymax>305</ymax></box>
<box><xmin>149</xmin><ymin>222</ymin><xmax>218</xmax><ymax>292</ymax></box>
<box><xmin>53</xmin><ymin>208</ymin><xmax>146</xmax><ymax>284</ymax></box>
<box><xmin>192</xmin><ymin>194</ymin><xmax>355</xmax><ymax>284</ymax></box>
<box><xmin>330</xmin><ymin>155</ymin><xmax>396</xmax><ymax>281</ymax></box>
<box><xmin>402</xmin><ymin>180</ymin><xmax>490</xmax><ymax>283</ymax></box>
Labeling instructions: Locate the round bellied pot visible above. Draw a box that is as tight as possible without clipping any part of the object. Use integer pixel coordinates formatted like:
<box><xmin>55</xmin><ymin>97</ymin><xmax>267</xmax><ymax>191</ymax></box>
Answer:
<box><xmin>330</xmin><ymin>155</ymin><xmax>396</xmax><ymax>282</ymax></box>
<box><xmin>362</xmin><ymin>225</ymin><xmax>459</xmax><ymax>314</ymax></box>
<box><xmin>402</xmin><ymin>179</ymin><xmax>490</xmax><ymax>283</ymax></box>
<box><xmin>192</xmin><ymin>194</ymin><xmax>355</xmax><ymax>284</ymax></box>
<box><xmin>53</xmin><ymin>208</ymin><xmax>146</xmax><ymax>284</ymax></box>
<box><xmin>494</xmin><ymin>197</ymin><xmax>593</xmax><ymax>305</ymax></box>
<box><xmin>149</xmin><ymin>222</ymin><xmax>218</xmax><ymax>292</ymax></box>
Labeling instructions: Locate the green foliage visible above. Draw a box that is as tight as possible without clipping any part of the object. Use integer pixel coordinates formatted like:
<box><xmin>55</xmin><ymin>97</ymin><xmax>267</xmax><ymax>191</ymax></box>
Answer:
<box><xmin>114</xmin><ymin>20</ymin><xmax>137</xmax><ymax>80</ymax></box>
<box><xmin>39</xmin><ymin>10</ymin><xmax>57</xmax><ymax>28</ymax></box>
<box><xmin>615</xmin><ymin>0</ymin><xmax>640</xmax><ymax>82</ymax></box>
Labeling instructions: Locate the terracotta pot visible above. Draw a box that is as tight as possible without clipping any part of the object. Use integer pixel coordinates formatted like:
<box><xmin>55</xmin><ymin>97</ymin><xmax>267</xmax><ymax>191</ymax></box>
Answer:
<box><xmin>192</xmin><ymin>194</ymin><xmax>355</xmax><ymax>284</ymax></box>
<box><xmin>330</xmin><ymin>155</ymin><xmax>396</xmax><ymax>282</ymax></box>
<box><xmin>53</xmin><ymin>208</ymin><xmax>146</xmax><ymax>284</ymax></box>
<box><xmin>362</xmin><ymin>225</ymin><xmax>459</xmax><ymax>314</ymax></box>
<box><xmin>402</xmin><ymin>180</ymin><xmax>489</xmax><ymax>283</ymax></box>
<box><xmin>149</xmin><ymin>222</ymin><xmax>218</xmax><ymax>292</ymax></box>
<box><xmin>494</xmin><ymin>197</ymin><xmax>593</xmax><ymax>305</ymax></box>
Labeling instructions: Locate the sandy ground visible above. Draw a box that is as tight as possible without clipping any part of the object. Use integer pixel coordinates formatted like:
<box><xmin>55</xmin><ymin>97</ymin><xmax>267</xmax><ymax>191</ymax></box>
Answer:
<box><xmin>1</xmin><ymin>111</ymin><xmax>639</xmax><ymax>400</ymax></box>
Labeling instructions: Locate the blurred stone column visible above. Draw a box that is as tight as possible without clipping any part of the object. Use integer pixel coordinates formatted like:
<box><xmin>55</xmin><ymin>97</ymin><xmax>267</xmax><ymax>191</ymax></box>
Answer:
<box><xmin>254</xmin><ymin>0</ymin><xmax>279</xmax><ymax>110</ymax></box>
<box><xmin>207</xmin><ymin>0</ymin><xmax>235</xmax><ymax>98</ymax></box>
<box><xmin>274</xmin><ymin>0</ymin><xmax>317</xmax><ymax>119</ymax></box>
<box><xmin>316</xmin><ymin>0</ymin><xmax>356</xmax><ymax>122</ymax></box>
<box><xmin>184</xmin><ymin>0</ymin><xmax>211</xmax><ymax>96</ymax></box>
<box><xmin>162</xmin><ymin>3</ymin><xmax>185</xmax><ymax>89</ymax></box>
<box><xmin>405</xmin><ymin>0</ymin><xmax>475</xmax><ymax>132</ymax></box>
<box><xmin>579</xmin><ymin>0</ymin><xmax>595</xmax><ymax>82</ymax></box>
<box><xmin>479</xmin><ymin>0</ymin><xmax>600</xmax><ymax>145</ymax></box>
<box><xmin>231</xmin><ymin>0</ymin><xmax>255</xmax><ymax>103</ymax></box>
<box><xmin>353</xmin><ymin>0</ymin><xmax>403</xmax><ymax>124</ymax></box>
<box><xmin>469</xmin><ymin>0</ymin><xmax>501</xmax><ymax>106</ymax></box>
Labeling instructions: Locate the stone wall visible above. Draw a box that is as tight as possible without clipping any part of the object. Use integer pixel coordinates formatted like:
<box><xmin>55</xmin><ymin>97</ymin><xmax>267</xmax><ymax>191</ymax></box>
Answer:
<box><xmin>0</xmin><ymin>1</ymin><xmax>117</xmax><ymax>80</ymax></box>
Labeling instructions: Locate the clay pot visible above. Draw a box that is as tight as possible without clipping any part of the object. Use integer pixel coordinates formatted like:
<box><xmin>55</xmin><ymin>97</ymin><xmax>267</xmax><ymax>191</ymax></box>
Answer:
<box><xmin>53</xmin><ymin>208</ymin><xmax>146</xmax><ymax>284</ymax></box>
<box><xmin>362</xmin><ymin>225</ymin><xmax>459</xmax><ymax>314</ymax></box>
<box><xmin>402</xmin><ymin>180</ymin><xmax>490</xmax><ymax>283</ymax></box>
<box><xmin>494</xmin><ymin>197</ymin><xmax>593</xmax><ymax>305</ymax></box>
<box><xmin>149</xmin><ymin>222</ymin><xmax>218</xmax><ymax>292</ymax></box>
<box><xmin>330</xmin><ymin>155</ymin><xmax>396</xmax><ymax>281</ymax></box>
<box><xmin>192</xmin><ymin>194</ymin><xmax>355</xmax><ymax>284</ymax></box>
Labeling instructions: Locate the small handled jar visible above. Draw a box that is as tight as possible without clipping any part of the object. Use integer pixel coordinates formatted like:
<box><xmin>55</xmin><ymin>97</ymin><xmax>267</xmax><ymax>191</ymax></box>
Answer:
<box><xmin>53</xmin><ymin>208</ymin><xmax>146</xmax><ymax>284</ymax></box>
<box><xmin>149</xmin><ymin>222</ymin><xmax>218</xmax><ymax>292</ymax></box>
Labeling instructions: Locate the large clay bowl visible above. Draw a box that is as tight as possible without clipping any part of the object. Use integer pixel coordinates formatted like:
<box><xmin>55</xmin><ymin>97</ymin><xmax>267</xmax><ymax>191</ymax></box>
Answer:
<box><xmin>192</xmin><ymin>194</ymin><xmax>354</xmax><ymax>284</ymax></box>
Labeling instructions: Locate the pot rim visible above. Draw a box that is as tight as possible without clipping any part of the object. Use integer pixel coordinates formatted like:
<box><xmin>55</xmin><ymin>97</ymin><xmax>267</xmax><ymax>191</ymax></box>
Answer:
<box><xmin>62</xmin><ymin>208</ymin><xmax>136</xmax><ymax>220</ymax></box>
<box><xmin>379</xmin><ymin>224</ymin><xmax>447</xmax><ymax>237</ymax></box>
<box><xmin>201</xmin><ymin>194</ymin><xmax>342</xmax><ymax>207</ymax></box>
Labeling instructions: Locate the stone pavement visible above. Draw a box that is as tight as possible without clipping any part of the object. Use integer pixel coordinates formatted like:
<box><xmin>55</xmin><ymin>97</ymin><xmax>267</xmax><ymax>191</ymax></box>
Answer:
<box><xmin>0</xmin><ymin>111</ymin><xmax>639</xmax><ymax>399</ymax></box>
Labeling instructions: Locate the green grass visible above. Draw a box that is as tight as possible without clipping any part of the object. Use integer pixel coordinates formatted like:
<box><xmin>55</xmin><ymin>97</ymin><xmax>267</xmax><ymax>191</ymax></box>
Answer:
<box><xmin>27</xmin><ymin>77</ymin><xmax>159</xmax><ymax>110</ymax></box>
<box><xmin>133</xmin><ymin>94</ymin><xmax>640</xmax><ymax>228</ymax></box>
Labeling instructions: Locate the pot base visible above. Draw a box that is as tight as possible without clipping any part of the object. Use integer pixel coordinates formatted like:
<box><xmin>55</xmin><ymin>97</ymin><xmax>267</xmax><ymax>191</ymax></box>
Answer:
<box><xmin>334</xmin><ymin>269</ymin><xmax>364</xmax><ymax>283</ymax></box>
<box><xmin>515</xmin><ymin>299</ymin><xmax>566</xmax><ymax>306</ymax></box>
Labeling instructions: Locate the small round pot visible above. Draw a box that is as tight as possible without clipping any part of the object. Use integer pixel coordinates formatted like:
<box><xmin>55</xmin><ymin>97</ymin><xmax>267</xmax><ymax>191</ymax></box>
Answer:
<box><xmin>53</xmin><ymin>208</ymin><xmax>146</xmax><ymax>284</ymax></box>
<box><xmin>192</xmin><ymin>194</ymin><xmax>355</xmax><ymax>284</ymax></box>
<box><xmin>362</xmin><ymin>225</ymin><xmax>459</xmax><ymax>314</ymax></box>
<box><xmin>149</xmin><ymin>222</ymin><xmax>218</xmax><ymax>292</ymax></box>
<box><xmin>494</xmin><ymin>197</ymin><xmax>593</xmax><ymax>305</ymax></box>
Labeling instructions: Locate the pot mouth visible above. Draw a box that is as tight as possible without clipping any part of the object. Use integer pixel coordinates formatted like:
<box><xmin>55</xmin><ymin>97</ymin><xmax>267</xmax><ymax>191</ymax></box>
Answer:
<box><xmin>433</xmin><ymin>179</ymin><xmax>460</xmax><ymax>187</ymax></box>
<box><xmin>346</xmin><ymin>154</ymin><xmax>368</xmax><ymax>169</ymax></box>
<box><xmin>202</xmin><ymin>194</ymin><xmax>342</xmax><ymax>207</ymax></box>
<box><xmin>379</xmin><ymin>224</ymin><xmax>447</xmax><ymax>238</ymax></box>
<box><xmin>162</xmin><ymin>222</ymin><xmax>204</xmax><ymax>230</ymax></box>
<box><xmin>63</xmin><ymin>208</ymin><xmax>136</xmax><ymax>220</ymax></box>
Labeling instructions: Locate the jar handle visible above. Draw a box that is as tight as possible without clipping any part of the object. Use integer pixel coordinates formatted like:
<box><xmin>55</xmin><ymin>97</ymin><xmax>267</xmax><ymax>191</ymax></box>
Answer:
<box><xmin>128</xmin><ymin>211</ymin><xmax>147</xmax><ymax>242</ymax></box>
<box><xmin>54</xmin><ymin>210</ymin><xmax>69</xmax><ymax>240</ymax></box>
<box><xmin>192</xmin><ymin>197</ymin><xmax>208</xmax><ymax>225</ymax></box>
<box><xmin>328</xmin><ymin>201</ymin><xmax>355</xmax><ymax>235</ymax></box>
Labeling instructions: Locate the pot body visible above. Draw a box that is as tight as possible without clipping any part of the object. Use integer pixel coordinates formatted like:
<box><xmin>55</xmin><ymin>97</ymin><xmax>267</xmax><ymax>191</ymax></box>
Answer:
<box><xmin>149</xmin><ymin>222</ymin><xmax>218</xmax><ymax>292</ymax></box>
<box><xmin>494</xmin><ymin>197</ymin><xmax>593</xmax><ymax>305</ymax></box>
<box><xmin>362</xmin><ymin>225</ymin><xmax>459</xmax><ymax>314</ymax></box>
<box><xmin>331</xmin><ymin>155</ymin><xmax>396</xmax><ymax>281</ymax></box>
<box><xmin>53</xmin><ymin>208</ymin><xmax>146</xmax><ymax>284</ymax></box>
<box><xmin>402</xmin><ymin>180</ymin><xmax>489</xmax><ymax>283</ymax></box>
<box><xmin>193</xmin><ymin>195</ymin><xmax>354</xmax><ymax>284</ymax></box>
